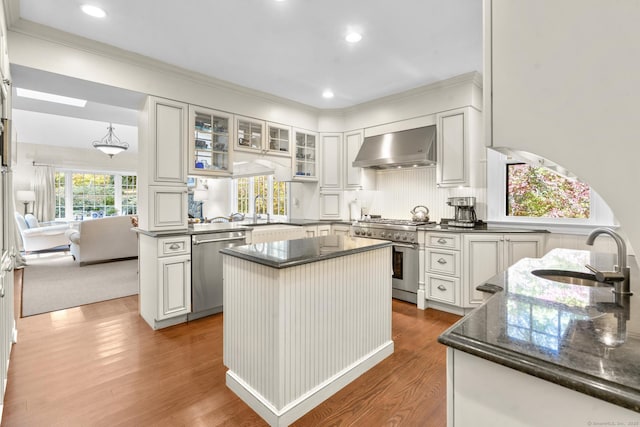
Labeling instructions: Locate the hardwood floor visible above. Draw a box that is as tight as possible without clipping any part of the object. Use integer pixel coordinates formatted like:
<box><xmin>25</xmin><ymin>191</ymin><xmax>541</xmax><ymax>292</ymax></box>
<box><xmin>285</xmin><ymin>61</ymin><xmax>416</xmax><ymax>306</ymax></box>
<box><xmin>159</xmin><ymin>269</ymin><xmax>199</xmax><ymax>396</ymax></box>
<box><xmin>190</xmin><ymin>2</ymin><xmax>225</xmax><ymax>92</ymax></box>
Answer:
<box><xmin>3</xmin><ymin>269</ymin><xmax>460</xmax><ymax>426</ymax></box>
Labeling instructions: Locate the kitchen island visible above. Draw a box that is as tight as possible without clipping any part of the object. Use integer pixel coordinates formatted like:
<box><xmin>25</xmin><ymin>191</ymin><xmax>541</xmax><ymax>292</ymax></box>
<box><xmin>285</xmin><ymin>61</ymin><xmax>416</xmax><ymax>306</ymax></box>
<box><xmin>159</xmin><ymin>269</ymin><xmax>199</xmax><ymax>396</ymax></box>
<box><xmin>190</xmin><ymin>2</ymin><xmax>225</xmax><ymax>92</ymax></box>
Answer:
<box><xmin>439</xmin><ymin>248</ymin><xmax>640</xmax><ymax>425</ymax></box>
<box><xmin>221</xmin><ymin>235</ymin><xmax>393</xmax><ymax>427</ymax></box>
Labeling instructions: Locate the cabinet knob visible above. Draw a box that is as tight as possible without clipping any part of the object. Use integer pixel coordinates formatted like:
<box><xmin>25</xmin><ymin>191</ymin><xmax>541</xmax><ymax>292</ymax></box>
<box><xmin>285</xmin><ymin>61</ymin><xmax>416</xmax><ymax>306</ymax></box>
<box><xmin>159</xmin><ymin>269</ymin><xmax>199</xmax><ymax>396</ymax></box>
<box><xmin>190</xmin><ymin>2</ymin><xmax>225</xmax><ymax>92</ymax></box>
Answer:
<box><xmin>437</xmin><ymin>238</ymin><xmax>447</xmax><ymax>244</ymax></box>
<box><xmin>437</xmin><ymin>258</ymin><xmax>447</xmax><ymax>265</ymax></box>
<box><xmin>437</xmin><ymin>285</ymin><xmax>447</xmax><ymax>291</ymax></box>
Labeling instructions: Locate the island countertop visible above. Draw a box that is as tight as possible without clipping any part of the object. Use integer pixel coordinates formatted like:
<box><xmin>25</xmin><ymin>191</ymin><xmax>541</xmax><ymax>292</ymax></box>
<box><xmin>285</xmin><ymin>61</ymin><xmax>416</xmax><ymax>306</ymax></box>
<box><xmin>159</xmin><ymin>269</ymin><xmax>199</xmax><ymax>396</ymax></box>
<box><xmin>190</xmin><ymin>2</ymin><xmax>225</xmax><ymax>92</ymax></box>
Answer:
<box><xmin>220</xmin><ymin>235</ymin><xmax>391</xmax><ymax>269</ymax></box>
<box><xmin>438</xmin><ymin>248</ymin><xmax>640</xmax><ymax>413</ymax></box>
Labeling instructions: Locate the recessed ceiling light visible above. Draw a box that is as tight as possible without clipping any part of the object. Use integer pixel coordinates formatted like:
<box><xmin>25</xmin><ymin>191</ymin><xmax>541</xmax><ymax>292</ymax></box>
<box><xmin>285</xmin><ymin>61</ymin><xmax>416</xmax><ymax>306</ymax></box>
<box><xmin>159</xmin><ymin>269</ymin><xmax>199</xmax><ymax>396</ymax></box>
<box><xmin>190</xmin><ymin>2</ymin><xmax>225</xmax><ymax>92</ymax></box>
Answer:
<box><xmin>322</xmin><ymin>89</ymin><xmax>334</xmax><ymax>99</ymax></box>
<box><xmin>81</xmin><ymin>5</ymin><xmax>107</xmax><ymax>18</ymax></box>
<box><xmin>345</xmin><ymin>31</ymin><xmax>362</xmax><ymax>43</ymax></box>
<box><xmin>16</xmin><ymin>88</ymin><xmax>87</xmax><ymax>107</ymax></box>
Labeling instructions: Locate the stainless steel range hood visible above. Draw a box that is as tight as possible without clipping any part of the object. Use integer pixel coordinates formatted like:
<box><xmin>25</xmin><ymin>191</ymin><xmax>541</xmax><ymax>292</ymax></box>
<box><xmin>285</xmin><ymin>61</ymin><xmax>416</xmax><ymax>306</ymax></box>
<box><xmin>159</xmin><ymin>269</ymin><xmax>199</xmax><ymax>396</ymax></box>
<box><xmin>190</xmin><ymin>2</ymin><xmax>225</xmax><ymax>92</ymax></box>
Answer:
<box><xmin>353</xmin><ymin>126</ymin><xmax>436</xmax><ymax>169</ymax></box>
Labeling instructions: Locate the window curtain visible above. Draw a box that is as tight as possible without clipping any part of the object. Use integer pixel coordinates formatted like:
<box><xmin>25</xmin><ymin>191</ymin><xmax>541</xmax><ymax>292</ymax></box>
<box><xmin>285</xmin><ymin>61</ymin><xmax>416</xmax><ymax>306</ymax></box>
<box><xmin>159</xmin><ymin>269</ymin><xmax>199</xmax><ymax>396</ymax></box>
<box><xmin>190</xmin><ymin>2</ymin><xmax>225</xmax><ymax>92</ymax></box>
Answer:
<box><xmin>32</xmin><ymin>165</ymin><xmax>56</xmax><ymax>222</ymax></box>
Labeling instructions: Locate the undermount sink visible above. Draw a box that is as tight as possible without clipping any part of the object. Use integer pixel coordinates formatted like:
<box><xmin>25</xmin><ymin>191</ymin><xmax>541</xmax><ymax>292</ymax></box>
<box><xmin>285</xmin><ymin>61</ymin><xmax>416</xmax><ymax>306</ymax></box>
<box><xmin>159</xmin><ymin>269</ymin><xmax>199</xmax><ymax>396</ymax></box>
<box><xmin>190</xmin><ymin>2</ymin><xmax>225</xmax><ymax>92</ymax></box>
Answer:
<box><xmin>531</xmin><ymin>269</ymin><xmax>610</xmax><ymax>287</ymax></box>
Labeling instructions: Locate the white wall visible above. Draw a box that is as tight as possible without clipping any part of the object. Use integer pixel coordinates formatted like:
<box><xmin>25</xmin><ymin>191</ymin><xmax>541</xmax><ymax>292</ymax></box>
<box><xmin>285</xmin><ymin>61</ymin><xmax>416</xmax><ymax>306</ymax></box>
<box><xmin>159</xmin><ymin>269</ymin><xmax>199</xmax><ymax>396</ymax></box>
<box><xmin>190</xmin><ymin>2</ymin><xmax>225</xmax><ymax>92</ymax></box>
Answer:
<box><xmin>488</xmin><ymin>0</ymin><xmax>640</xmax><ymax>258</ymax></box>
<box><xmin>13</xmin><ymin>142</ymin><xmax>137</xmax><ymax>193</ymax></box>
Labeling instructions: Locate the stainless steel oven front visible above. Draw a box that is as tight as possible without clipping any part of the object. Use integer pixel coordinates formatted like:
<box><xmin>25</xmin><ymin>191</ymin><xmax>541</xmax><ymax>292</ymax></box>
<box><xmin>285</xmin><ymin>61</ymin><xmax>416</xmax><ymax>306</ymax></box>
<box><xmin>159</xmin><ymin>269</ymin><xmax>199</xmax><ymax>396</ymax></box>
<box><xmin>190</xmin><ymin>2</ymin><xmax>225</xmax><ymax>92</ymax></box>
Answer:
<box><xmin>391</xmin><ymin>242</ymin><xmax>419</xmax><ymax>304</ymax></box>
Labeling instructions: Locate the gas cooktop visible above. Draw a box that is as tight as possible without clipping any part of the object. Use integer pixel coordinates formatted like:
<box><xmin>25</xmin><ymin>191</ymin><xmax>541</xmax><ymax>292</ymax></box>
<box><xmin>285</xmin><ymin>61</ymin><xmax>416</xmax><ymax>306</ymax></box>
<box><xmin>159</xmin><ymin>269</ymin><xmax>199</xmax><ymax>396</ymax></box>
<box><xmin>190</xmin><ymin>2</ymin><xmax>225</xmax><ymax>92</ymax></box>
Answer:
<box><xmin>357</xmin><ymin>218</ymin><xmax>436</xmax><ymax>227</ymax></box>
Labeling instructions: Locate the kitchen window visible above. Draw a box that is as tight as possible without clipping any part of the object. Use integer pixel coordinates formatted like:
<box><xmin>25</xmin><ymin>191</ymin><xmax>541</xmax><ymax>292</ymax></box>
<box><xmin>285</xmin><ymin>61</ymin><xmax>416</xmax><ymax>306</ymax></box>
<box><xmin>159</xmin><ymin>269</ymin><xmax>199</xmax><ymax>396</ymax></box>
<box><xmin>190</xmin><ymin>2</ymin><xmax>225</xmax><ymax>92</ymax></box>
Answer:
<box><xmin>487</xmin><ymin>149</ymin><xmax>615</xmax><ymax>230</ymax></box>
<box><xmin>54</xmin><ymin>171</ymin><xmax>137</xmax><ymax>220</ymax></box>
<box><xmin>232</xmin><ymin>175</ymin><xmax>288</xmax><ymax>219</ymax></box>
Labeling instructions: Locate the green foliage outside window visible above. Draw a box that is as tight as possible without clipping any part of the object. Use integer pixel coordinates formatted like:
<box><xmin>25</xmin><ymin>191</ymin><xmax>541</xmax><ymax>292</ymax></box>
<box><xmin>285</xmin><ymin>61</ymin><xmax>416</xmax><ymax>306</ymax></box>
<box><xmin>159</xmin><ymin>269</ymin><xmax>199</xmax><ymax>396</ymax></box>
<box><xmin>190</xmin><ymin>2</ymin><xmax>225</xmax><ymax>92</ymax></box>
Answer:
<box><xmin>507</xmin><ymin>164</ymin><xmax>590</xmax><ymax>218</ymax></box>
<box><xmin>236</xmin><ymin>175</ymin><xmax>287</xmax><ymax>216</ymax></box>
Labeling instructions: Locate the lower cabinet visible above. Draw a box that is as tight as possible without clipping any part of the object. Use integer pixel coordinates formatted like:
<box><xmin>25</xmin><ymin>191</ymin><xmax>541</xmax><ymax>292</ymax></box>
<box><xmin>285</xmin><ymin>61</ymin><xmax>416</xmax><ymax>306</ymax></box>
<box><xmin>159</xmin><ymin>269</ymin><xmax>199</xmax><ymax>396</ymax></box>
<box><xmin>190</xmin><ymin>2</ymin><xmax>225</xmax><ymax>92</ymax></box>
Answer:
<box><xmin>463</xmin><ymin>233</ymin><xmax>545</xmax><ymax>307</ymax></box>
<box><xmin>139</xmin><ymin>234</ymin><xmax>191</xmax><ymax>329</ymax></box>
<box><xmin>422</xmin><ymin>232</ymin><xmax>545</xmax><ymax>314</ymax></box>
<box><xmin>331</xmin><ymin>224</ymin><xmax>350</xmax><ymax>237</ymax></box>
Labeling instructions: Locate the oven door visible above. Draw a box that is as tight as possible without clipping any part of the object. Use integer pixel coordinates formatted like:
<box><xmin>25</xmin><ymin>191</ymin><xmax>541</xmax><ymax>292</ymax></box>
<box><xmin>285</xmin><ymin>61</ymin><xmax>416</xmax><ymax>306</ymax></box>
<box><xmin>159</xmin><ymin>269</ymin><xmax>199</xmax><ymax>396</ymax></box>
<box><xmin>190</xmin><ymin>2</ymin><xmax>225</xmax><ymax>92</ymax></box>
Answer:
<box><xmin>391</xmin><ymin>242</ymin><xmax>418</xmax><ymax>304</ymax></box>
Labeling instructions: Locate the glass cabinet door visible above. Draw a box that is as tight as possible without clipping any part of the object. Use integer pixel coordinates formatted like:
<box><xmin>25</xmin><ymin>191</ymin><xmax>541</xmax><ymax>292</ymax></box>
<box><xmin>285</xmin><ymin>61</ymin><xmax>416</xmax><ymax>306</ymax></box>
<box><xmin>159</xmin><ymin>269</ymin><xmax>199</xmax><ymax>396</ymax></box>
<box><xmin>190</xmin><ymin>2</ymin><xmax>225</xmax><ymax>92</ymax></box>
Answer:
<box><xmin>293</xmin><ymin>130</ymin><xmax>317</xmax><ymax>180</ymax></box>
<box><xmin>189</xmin><ymin>106</ymin><xmax>233</xmax><ymax>176</ymax></box>
<box><xmin>267</xmin><ymin>123</ymin><xmax>291</xmax><ymax>156</ymax></box>
<box><xmin>236</xmin><ymin>116</ymin><xmax>265</xmax><ymax>152</ymax></box>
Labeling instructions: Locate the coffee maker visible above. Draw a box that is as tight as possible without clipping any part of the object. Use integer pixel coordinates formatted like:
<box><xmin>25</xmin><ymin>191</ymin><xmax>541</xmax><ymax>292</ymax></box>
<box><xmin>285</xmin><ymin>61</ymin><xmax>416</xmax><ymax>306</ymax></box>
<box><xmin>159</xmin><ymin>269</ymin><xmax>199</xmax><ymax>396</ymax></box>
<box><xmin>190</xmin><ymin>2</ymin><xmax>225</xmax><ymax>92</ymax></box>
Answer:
<box><xmin>447</xmin><ymin>197</ymin><xmax>477</xmax><ymax>228</ymax></box>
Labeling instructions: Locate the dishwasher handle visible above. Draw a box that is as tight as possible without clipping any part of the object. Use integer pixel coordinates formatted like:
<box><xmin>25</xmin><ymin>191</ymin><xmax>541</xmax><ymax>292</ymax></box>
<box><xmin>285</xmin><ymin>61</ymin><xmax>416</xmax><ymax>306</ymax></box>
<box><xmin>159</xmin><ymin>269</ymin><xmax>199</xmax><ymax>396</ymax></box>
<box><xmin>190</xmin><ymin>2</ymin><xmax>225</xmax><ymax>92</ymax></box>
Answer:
<box><xmin>193</xmin><ymin>236</ymin><xmax>246</xmax><ymax>245</ymax></box>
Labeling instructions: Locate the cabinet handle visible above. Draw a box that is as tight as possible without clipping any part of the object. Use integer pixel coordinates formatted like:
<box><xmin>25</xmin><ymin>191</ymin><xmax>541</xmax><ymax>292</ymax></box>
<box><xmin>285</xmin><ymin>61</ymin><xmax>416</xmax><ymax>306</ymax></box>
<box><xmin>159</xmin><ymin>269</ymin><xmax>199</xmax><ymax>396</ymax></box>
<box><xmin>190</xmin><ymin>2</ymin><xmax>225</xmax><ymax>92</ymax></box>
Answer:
<box><xmin>437</xmin><ymin>258</ymin><xmax>447</xmax><ymax>265</ymax></box>
<box><xmin>437</xmin><ymin>285</ymin><xmax>447</xmax><ymax>291</ymax></box>
<box><xmin>437</xmin><ymin>238</ymin><xmax>447</xmax><ymax>244</ymax></box>
<box><xmin>169</xmin><ymin>243</ymin><xmax>181</xmax><ymax>250</ymax></box>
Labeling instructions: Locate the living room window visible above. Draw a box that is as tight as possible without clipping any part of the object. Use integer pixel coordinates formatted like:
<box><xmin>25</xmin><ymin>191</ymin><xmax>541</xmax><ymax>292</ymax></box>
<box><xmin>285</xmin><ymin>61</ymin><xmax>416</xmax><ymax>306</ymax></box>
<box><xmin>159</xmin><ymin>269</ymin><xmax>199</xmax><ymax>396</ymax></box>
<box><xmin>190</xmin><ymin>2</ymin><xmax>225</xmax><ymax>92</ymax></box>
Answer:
<box><xmin>232</xmin><ymin>175</ymin><xmax>288</xmax><ymax>219</ymax></box>
<box><xmin>54</xmin><ymin>171</ymin><xmax>137</xmax><ymax>220</ymax></box>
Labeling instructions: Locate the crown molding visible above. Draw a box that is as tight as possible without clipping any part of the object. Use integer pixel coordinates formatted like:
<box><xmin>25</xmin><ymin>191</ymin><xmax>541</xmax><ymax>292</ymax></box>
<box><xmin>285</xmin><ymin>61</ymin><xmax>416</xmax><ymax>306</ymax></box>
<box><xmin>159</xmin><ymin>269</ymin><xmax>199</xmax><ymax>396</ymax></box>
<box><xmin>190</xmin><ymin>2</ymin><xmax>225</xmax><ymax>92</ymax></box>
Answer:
<box><xmin>8</xmin><ymin>18</ymin><xmax>321</xmax><ymax>114</ymax></box>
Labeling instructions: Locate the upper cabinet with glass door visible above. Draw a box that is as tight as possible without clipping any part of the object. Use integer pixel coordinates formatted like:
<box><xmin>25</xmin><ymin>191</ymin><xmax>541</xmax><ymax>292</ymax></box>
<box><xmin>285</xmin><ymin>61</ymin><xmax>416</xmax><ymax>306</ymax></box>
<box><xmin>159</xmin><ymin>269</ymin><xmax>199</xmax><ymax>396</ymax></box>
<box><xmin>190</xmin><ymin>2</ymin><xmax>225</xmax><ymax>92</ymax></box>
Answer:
<box><xmin>266</xmin><ymin>122</ymin><xmax>291</xmax><ymax>157</ymax></box>
<box><xmin>189</xmin><ymin>106</ymin><xmax>233</xmax><ymax>176</ymax></box>
<box><xmin>292</xmin><ymin>129</ymin><xmax>318</xmax><ymax>181</ymax></box>
<box><xmin>235</xmin><ymin>116</ymin><xmax>265</xmax><ymax>153</ymax></box>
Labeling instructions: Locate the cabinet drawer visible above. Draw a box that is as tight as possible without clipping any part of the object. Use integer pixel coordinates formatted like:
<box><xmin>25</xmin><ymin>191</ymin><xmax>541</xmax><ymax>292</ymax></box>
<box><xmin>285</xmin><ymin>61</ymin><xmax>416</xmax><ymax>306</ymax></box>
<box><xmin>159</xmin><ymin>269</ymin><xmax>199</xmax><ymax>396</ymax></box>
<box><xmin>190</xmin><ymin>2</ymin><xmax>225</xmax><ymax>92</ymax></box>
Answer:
<box><xmin>157</xmin><ymin>236</ymin><xmax>191</xmax><ymax>256</ymax></box>
<box><xmin>426</xmin><ymin>249</ymin><xmax>460</xmax><ymax>276</ymax></box>
<box><xmin>426</xmin><ymin>233</ymin><xmax>460</xmax><ymax>250</ymax></box>
<box><xmin>427</xmin><ymin>275</ymin><xmax>459</xmax><ymax>305</ymax></box>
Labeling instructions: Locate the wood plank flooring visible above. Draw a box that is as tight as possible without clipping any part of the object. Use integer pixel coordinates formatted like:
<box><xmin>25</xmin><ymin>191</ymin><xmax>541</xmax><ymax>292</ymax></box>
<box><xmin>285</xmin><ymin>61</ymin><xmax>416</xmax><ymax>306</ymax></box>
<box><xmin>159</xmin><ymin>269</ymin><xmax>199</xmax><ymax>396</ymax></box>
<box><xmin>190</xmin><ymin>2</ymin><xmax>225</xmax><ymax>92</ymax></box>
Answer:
<box><xmin>3</xmin><ymin>269</ymin><xmax>460</xmax><ymax>426</ymax></box>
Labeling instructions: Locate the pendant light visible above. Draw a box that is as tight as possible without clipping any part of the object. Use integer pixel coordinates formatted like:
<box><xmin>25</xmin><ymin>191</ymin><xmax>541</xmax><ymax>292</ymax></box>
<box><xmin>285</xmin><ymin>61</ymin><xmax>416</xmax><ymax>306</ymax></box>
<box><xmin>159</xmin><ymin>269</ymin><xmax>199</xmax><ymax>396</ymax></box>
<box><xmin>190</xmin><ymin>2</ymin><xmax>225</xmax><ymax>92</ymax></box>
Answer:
<box><xmin>92</xmin><ymin>123</ymin><xmax>129</xmax><ymax>158</ymax></box>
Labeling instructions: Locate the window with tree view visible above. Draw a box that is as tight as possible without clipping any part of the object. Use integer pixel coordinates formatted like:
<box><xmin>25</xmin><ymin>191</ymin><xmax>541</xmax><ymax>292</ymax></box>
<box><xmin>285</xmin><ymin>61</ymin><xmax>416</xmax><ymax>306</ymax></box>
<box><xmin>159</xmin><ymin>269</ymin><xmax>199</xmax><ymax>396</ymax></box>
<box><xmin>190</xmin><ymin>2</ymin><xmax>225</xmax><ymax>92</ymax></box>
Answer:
<box><xmin>235</xmin><ymin>175</ymin><xmax>288</xmax><ymax>217</ymax></box>
<box><xmin>54</xmin><ymin>171</ymin><xmax>137</xmax><ymax>219</ymax></box>
<box><xmin>506</xmin><ymin>163</ymin><xmax>590</xmax><ymax>218</ymax></box>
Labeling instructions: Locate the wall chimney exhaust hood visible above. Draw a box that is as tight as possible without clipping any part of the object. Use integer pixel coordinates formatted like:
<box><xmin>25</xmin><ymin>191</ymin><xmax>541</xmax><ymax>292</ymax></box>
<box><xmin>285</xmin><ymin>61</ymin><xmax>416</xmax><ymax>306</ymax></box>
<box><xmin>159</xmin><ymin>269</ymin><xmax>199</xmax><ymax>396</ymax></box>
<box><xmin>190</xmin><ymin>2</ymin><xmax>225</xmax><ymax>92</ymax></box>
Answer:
<box><xmin>352</xmin><ymin>126</ymin><xmax>436</xmax><ymax>169</ymax></box>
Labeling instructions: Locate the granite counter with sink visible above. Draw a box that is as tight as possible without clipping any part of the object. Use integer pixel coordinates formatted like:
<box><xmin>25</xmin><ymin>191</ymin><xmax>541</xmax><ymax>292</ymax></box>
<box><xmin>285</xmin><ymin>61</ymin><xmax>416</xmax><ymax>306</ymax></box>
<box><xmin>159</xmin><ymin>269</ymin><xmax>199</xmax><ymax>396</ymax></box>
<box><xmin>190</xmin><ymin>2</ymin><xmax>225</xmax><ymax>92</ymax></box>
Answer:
<box><xmin>438</xmin><ymin>248</ymin><xmax>640</xmax><ymax>422</ymax></box>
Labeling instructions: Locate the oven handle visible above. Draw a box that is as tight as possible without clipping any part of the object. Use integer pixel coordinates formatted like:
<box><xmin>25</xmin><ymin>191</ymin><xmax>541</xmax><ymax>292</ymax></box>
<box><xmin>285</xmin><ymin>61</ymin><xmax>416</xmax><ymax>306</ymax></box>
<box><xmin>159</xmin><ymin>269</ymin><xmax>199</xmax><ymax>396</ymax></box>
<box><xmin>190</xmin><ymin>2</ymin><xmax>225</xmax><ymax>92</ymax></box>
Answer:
<box><xmin>392</xmin><ymin>242</ymin><xmax>418</xmax><ymax>250</ymax></box>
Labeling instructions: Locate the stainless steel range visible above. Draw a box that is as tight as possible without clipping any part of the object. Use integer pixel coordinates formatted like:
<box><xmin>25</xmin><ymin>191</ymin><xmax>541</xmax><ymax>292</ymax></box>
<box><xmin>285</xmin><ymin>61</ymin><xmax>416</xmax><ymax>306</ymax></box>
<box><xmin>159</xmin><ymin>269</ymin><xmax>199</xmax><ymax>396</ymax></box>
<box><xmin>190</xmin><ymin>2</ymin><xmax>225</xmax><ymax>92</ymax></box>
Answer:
<box><xmin>351</xmin><ymin>218</ymin><xmax>435</xmax><ymax>304</ymax></box>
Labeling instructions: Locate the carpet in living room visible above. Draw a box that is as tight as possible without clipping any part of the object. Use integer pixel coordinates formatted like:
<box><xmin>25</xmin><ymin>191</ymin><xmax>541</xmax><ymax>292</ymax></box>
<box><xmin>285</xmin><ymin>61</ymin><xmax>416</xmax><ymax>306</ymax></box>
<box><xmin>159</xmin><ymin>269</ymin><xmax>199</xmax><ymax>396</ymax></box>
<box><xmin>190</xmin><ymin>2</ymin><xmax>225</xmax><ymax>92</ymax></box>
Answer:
<box><xmin>21</xmin><ymin>253</ymin><xmax>138</xmax><ymax>317</ymax></box>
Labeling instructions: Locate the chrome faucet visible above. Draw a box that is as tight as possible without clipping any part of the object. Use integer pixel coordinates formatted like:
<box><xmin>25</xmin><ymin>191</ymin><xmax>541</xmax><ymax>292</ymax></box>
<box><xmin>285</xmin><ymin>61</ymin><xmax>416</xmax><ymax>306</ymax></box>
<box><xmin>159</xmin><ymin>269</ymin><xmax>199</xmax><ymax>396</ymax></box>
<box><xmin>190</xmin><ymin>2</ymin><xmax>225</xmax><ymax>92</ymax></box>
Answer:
<box><xmin>253</xmin><ymin>195</ymin><xmax>269</xmax><ymax>223</ymax></box>
<box><xmin>585</xmin><ymin>228</ymin><xmax>632</xmax><ymax>295</ymax></box>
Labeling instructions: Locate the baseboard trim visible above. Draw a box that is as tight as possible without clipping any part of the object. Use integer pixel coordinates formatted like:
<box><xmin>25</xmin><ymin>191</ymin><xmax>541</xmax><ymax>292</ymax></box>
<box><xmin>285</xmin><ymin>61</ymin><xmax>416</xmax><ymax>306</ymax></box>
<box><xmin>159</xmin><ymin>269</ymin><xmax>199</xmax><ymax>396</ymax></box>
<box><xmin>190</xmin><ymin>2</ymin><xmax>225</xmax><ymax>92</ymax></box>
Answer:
<box><xmin>226</xmin><ymin>340</ymin><xmax>394</xmax><ymax>426</ymax></box>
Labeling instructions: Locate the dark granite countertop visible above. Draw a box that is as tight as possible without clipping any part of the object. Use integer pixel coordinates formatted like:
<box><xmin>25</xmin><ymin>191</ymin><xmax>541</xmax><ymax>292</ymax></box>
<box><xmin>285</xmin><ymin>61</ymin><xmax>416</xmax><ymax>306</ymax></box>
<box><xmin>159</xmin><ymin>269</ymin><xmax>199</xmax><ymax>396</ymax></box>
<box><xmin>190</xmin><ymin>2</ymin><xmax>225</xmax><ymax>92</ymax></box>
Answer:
<box><xmin>221</xmin><ymin>235</ymin><xmax>391</xmax><ymax>269</ymax></box>
<box><xmin>417</xmin><ymin>224</ymin><xmax>549</xmax><ymax>233</ymax></box>
<box><xmin>438</xmin><ymin>248</ymin><xmax>640</xmax><ymax>412</ymax></box>
<box><xmin>134</xmin><ymin>219</ymin><xmax>353</xmax><ymax>237</ymax></box>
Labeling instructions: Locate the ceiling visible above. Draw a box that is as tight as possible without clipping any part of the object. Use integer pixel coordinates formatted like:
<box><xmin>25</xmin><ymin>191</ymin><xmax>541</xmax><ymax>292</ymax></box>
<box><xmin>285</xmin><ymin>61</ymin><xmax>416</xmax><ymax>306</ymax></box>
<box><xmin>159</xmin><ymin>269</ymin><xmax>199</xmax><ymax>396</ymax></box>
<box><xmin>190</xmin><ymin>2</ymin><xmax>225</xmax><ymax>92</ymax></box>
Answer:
<box><xmin>7</xmin><ymin>0</ymin><xmax>482</xmax><ymax>152</ymax></box>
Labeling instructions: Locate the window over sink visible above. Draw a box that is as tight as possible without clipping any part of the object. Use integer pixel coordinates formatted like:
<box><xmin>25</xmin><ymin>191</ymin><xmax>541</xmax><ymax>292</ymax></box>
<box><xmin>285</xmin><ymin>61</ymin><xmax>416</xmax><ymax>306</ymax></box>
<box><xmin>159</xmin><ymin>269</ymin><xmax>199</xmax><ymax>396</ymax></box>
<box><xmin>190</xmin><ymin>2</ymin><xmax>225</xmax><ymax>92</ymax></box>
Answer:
<box><xmin>487</xmin><ymin>149</ymin><xmax>615</xmax><ymax>231</ymax></box>
<box><xmin>232</xmin><ymin>175</ymin><xmax>288</xmax><ymax>220</ymax></box>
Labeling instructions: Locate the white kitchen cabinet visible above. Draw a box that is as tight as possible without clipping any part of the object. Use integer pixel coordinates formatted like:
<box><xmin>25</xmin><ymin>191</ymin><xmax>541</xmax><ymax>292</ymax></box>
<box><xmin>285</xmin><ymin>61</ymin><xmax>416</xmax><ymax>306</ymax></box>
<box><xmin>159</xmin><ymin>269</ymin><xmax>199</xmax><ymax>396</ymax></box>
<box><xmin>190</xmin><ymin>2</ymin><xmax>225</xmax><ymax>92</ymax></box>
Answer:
<box><xmin>235</xmin><ymin>115</ymin><xmax>265</xmax><ymax>153</ymax></box>
<box><xmin>292</xmin><ymin>129</ymin><xmax>318</xmax><ymax>181</ymax></box>
<box><xmin>423</xmin><ymin>233</ymin><xmax>463</xmax><ymax>310</ymax></box>
<box><xmin>436</xmin><ymin>106</ymin><xmax>483</xmax><ymax>188</ymax></box>
<box><xmin>463</xmin><ymin>233</ymin><xmax>545</xmax><ymax>306</ymax></box>
<box><xmin>344</xmin><ymin>130</ymin><xmax>364</xmax><ymax>190</ymax></box>
<box><xmin>138</xmin><ymin>96</ymin><xmax>189</xmax><ymax>232</ymax></box>
<box><xmin>266</xmin><ymin>122</ymin><xmax>291</xmax><ymax>157</ymax></box>
<box><xmin>331</xmin><ymin>224</ymin><xmax>350</xmax><ymax>237</ymax></box>
<box><xmin>144</xmin><ymin>186</ymin><xmax>188</xmax><ymax>231</ymax></box>
<box><xmin>319</xmin><ymin>191</ymin><xmax>342</xmax><ymax>220</ymax></box>
<box><xmin>248</xmin><ymin>225</ymin><xmax>306</xmax><ymax>244</ymax></box>
<box><xmin>140</xmin><ymin>96</ymin><xmax>188</xmax><ymax>186</ymax></box>
<box><xmin>448</xmin><ymin>348</ymin><xmax>637</xmax><ymax>426</ymax></box>
<box><xmin>317</xmin><ymin>224</ymin><xmax>331</xmax><ymax>236</ymax></box>
<box><xmin>188</xmin><ymin>105</ymin><xmax>233</xmax><ymax>176</ymax></box>
<box><xmin>139</xmin><ymin>234</ymin><xmax>191</xmax><ymax>329</ymax></box>
<box><xmin>320</xmin><ymin>133</ymin><xmax>342</xmax><ymax>189</ymax></box>
<box><xmin>303</xmin><ymin>225</ymin><xmax>318</xmax><ymax>237</ymax></box>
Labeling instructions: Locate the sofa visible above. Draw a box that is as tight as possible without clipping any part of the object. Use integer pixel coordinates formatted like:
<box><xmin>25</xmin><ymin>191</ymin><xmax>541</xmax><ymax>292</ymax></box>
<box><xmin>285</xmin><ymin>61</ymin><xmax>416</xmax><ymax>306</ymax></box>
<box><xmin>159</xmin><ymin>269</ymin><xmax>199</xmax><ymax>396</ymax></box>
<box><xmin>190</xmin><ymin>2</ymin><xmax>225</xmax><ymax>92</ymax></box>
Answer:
<box><xmin>65</xmin><ymin>215</ymin><xmax>138</xmax><ymax>266</ymax></box>
<box><xmin>14</xmin><ymin>212</ymin><xmax>71</xmax><ymax>252</ymax></box>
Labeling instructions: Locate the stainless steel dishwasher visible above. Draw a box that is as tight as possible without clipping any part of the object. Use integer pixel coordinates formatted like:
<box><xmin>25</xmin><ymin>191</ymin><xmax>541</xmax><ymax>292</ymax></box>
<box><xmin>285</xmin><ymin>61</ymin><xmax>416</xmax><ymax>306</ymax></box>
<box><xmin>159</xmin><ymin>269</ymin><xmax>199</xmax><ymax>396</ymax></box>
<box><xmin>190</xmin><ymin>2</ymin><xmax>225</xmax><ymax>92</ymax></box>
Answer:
<box><xmin>189</xmin><ymin>230</ymin><xmax>247</xmax><ymax>320</ymax></box>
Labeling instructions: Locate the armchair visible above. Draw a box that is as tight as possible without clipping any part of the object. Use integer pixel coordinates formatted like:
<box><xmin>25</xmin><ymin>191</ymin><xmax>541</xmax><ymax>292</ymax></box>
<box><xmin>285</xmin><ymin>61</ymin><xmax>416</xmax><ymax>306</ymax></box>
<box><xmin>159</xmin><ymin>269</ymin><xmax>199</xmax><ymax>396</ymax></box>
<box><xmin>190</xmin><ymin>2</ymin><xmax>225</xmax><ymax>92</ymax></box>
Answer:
<box><xmin>14</xmin><ymin>212</ymin><xmax>71</xmax><ymax>253</ymax></box>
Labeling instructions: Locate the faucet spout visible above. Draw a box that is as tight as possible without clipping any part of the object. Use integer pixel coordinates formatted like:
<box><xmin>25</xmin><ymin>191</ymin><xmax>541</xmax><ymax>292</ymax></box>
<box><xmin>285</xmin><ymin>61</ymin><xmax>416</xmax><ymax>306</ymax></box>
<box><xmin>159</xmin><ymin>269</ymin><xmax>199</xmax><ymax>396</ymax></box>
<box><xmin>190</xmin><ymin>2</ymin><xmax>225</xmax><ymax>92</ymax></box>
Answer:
<box><xmin>585</xmin><ymin>228</ymin><xmax>632</xmax><ymax>295</ymax></box>
<box><xmin>253</xmin><ymin>195</ymin><xmax>265</xmax><ymax>223</ymax></box>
